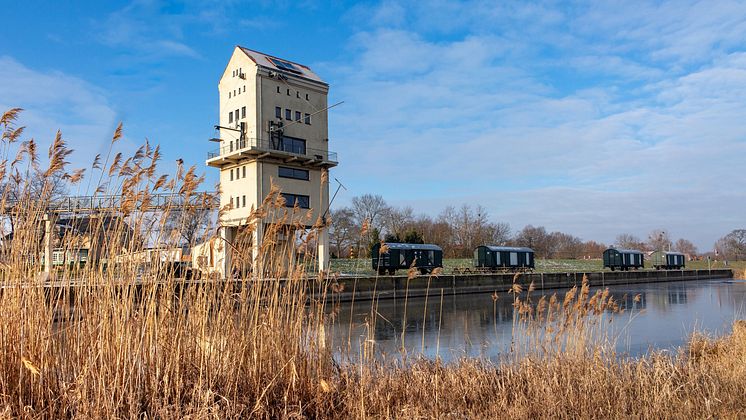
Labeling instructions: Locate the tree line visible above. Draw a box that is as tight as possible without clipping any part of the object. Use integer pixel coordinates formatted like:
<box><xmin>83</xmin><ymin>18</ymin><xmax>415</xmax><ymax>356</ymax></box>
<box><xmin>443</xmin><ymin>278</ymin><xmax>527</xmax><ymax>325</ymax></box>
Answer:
<box><xmin>330</xmin><ymin>194</ymin><xmax>595</xmax><ymax>259</ymax></box>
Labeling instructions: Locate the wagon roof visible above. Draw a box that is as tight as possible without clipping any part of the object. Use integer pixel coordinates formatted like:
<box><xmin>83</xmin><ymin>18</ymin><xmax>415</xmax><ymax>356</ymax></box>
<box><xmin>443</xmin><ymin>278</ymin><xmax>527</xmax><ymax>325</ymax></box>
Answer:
<box><xmin>662</xmin><ymin>251</ymin><xmax>686</xmax><ymax>256</ymax></box>
<box><xmin>606</xmin><ymin>248</ymin><xmax>644</xmax><ymax>254</ymax></box>
<box><xmin>479</xmin><ymin>246</ymin><xmax>534</xmax><ymax>253</ymax></box>
<box><xmin>383</xmin><ymin>242</ymin><xmax>442</xmax><ymax>251</ymax></box>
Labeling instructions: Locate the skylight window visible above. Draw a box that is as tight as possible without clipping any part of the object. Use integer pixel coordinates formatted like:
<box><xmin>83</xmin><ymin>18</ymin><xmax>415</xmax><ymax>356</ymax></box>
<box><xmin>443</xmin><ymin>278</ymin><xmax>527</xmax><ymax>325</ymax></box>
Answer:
<box><xmin>269</xmin><ymin>58</ymin><xmax>301</xmax><ymax>73</ymax></box>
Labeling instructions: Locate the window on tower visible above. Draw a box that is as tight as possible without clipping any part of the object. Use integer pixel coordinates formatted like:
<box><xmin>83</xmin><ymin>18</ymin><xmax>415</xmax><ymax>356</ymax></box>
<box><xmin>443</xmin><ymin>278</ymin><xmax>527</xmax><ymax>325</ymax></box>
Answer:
<box><xmin>278</xmin><ymin>166</ymin><xmax>309</xmax><ymax>181</ymax></box>
<box><xmin>276</xmin><ymin>136</ymin><xmax>306</xmax><ymax>155</ymax></box>
<box><xmin>281</xmin><ymin>193</ymin><xmax>310</xmax><ymax>209</ymax></box>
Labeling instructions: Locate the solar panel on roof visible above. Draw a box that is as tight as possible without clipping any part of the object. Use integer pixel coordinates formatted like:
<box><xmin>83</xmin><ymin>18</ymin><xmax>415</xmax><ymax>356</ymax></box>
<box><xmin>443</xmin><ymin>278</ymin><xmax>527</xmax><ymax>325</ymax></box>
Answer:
<box><xmin>269</xmin><ymin>57</ymin><xmax>300</xmax><ymax>73</ymax></box>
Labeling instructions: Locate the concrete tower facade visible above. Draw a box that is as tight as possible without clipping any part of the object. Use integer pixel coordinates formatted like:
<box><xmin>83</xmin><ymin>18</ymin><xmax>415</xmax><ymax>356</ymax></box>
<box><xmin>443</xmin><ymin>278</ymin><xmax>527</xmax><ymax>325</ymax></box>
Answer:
<box><xmin>206</xmin><ymin>46</ymin><xmax>337</xmax><ymax>276</ymax></box>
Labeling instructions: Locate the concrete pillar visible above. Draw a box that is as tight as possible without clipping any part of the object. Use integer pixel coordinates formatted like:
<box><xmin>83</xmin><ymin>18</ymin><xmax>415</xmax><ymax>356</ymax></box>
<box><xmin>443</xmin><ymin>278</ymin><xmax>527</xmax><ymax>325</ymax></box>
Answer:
<box><xmin>220</xmin><ymin>225</ymin><xmax>234</xmax><ymax>279</ymax></box>
<box><xmin>318</xmin><ymin>226</ymin><xmax>329</xmax><ymax>272</ymax></box>
<box><xmin>318</xmin><ymin>168</ymin><xmax>330</xmax><ymax>273</ymax></box>
<box><xmin>43</xmin><ymin>213</ymin><xmax>55</xmax><ymax>275</ymax></box>
<box><xmin>252</xmin><ymin>221</ymin><xmax>264</xmax><ymax>276</ymax></box>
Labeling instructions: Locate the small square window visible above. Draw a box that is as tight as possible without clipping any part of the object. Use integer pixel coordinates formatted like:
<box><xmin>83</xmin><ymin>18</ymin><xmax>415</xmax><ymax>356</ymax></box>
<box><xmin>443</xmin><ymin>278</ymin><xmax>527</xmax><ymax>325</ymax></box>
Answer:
<box><xmin>304</xmin><ymin>113</ymin><xmax>311</xmax><ymax>124</ymax></box>
<box><xmin>295</xmin><ymin>111</ymin><xmax>301</xmax><ymax>122</ymax></box>
<box><xmin>285</xmin><ymin>109</ymin><xmax>291</xmax><ymax>120</ymax></box>
<box><xmin>277</xmin><ymin>86</ymin><xmax>280</xmax><ymax>93</ymax></box>
<box><xmin>286</xmin><ymin>89</ymin><xmax>290</xmax><ymax>96</ymax></box>
<box><xmin>228</xmin><ymin>111</ymin><xmax>233</xmax><ymax>123</ymax></box>
<box><xmin>296</xmin><ymin>91</ymin><xmax>300</xmax><ymax>98</ymax></box>
<box><xmin>235</xmin><ymin>109</ymin><xmax>239</xmax><ymax>121</ymax></box>
<box><xmin>275</xmin><ymin>107</ymin><xmax>281</xmax><ymax>118</ymax></box>
<box><xmin>305</xmin><ymin>93</ymin><xmax>309</xmax><ymax>100</ymax></box>
<box><xmin>229</xmin><ymin>92</ymin><xmax>232</xmax><ymax>98</ymax></box>
<box><xmin>241</xmin><ymin>107</ymin><xmax>246</xmax><ymax>119</ymax></box>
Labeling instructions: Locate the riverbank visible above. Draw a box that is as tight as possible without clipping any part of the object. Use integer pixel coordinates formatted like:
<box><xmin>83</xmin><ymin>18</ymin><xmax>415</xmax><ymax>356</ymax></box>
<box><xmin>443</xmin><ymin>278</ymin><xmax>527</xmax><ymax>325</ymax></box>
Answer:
<box><xmin>331</xmin><ymin>257</ymin><xmax>746</xmax><ymax>276</ymax></box>
<box><xmin>332</xmin><ymin>320</ymin><xmax>746</xmax><ymax>418</ymax></box>
<box><xmin>329</xmin><ymin>268</ymin><xmax>733</xmax><ymax>302</ymax></box>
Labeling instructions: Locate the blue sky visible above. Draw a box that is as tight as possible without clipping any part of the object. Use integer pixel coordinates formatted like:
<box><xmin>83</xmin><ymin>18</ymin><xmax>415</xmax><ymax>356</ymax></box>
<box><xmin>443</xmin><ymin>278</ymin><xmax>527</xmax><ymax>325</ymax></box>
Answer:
<box><xmin>1</xmin><ymin>0</ymin><xmax>745</xmax><ymax>250</ymax></box>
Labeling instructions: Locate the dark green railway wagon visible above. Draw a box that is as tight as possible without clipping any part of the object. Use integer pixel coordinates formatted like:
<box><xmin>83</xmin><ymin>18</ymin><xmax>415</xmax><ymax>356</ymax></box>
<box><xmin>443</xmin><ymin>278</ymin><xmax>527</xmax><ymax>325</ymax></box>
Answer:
<box><xmin>371</xmin><ymin>242</ymin><xmax>443</xmax><ymax>275</ymax></box>
<box><xmin>603</xmin><ymin>248</ymin><xmax>644</xmax><ymax>271</ymax></box>
<box><xmin>649</xmin><ymin>251</ymin><xmax>686</xmax><ymax>269</ymax></box>
<box><xmin>474</xmin><ymin>246</ymin><xmax>535</xmax><ymax>270</ymax></box>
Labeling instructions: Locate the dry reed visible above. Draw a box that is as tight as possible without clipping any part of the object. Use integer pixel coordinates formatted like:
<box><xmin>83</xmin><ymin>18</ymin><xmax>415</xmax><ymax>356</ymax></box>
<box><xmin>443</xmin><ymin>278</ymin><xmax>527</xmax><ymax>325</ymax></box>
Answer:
<box><xmin>1</xmin><ymin>110</ymin><xmax>745</xmax><ymax>418</ymax></box>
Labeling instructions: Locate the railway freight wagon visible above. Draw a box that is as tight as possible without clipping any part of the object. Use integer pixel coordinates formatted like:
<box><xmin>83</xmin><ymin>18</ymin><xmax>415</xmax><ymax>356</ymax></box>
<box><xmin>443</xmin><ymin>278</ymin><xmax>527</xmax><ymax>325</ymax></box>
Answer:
<box><xmin>474</xmin><ymin>246</ymin><xmax>535</xmax><ymax>271</ymax></box>
<box><xmin>371</xmin><ymin>242</ymin><xmax>443</xmax><ymax>275</ymax></box>
<box><xmin>649</xmin><ymin>251</ymin><xmax>686</xmax><ymax>269</ymax></box>
<box><xmin>603</xmin><ymin>248</ymin><xmax>644</xmax><ymax>271</ymax></box>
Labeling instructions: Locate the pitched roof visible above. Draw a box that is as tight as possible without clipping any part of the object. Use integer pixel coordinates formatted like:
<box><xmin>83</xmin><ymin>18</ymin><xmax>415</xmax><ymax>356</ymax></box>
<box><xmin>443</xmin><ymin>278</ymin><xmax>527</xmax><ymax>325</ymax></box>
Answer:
<box><xmin>606</xmin><ymin>248</ymin><xmax>644</xmax><ymax>254</ymax></box>
<box><xmin>479</xmin><ymin>246</ymin><xmax>535</xmax><ymax>253</ymax></box>
<box><xmin>238</xmin><ymin>46</ymin><xmax>327</xmax><ymax>85</ymax></box>
<box><xmin>382</xmin><ymin>242</ymin><xmax>442</xmax><ymax>251</ymax></box>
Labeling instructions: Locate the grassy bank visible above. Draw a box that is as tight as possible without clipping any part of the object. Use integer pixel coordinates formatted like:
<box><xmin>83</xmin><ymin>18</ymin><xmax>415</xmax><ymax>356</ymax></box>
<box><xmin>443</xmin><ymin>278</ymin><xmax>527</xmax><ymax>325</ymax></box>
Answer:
<box><xmin>332</xmin><ymin>257</ymin><xmax>746</xmax><ymax>275</ymax></box>
<box><xmin>331</xmin><ymin>257</ymin><xmax>605</xmax><ymax>275</ymax></box>
<box><xmin>2</xmin><ymin>111</ymin><xmax>746</xmax><ymax>418</ymax></box>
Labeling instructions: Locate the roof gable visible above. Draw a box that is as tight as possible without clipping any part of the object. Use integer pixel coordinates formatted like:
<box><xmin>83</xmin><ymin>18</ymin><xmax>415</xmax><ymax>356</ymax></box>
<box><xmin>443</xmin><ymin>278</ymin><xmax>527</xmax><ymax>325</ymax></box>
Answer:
<box><xmin>237</xmin><ymin>46</ymin><xmax>326</xmax><ymax>84</ymax></box>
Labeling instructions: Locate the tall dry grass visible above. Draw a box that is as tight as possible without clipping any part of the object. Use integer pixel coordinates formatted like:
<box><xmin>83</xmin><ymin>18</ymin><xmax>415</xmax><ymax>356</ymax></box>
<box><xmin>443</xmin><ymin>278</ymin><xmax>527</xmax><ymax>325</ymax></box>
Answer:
<box><xmin>1</xmin><ymin>109</ymin><xmax>745</xmax><ymax>418</ymax></box>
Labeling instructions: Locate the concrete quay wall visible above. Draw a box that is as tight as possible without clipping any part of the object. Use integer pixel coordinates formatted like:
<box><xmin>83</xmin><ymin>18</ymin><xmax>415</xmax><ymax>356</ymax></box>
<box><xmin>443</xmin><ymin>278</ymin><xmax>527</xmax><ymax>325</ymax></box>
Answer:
<box><xmin>328</xmin><ymin>269</ymin><xmax>734</xmax><ymax>302</ymax></box>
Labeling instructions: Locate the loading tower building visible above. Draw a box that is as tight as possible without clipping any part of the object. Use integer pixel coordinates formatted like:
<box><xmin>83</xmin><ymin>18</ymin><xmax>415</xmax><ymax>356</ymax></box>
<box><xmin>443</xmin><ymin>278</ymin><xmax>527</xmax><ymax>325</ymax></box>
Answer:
<box><xmin>206</xmin><ymin>46</ymin><xmax>337</xmax><ymax>276</ymax></box>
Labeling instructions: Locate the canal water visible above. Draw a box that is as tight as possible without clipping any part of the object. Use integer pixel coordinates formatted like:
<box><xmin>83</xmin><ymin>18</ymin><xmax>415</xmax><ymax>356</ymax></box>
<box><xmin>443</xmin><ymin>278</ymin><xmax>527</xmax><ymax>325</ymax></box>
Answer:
<box><xmin>327</xmin><ymin>278</ymin><xmax>746</xmax><ymax>361</ymax></box>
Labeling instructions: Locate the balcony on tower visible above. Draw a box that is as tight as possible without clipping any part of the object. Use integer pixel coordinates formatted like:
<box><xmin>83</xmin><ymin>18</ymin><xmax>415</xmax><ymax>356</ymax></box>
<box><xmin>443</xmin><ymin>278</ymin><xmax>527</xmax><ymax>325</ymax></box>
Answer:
<box><xmin>206</xmin><ymin>136</ymin><xmax>338</xmax><ymax>168</ymax></box>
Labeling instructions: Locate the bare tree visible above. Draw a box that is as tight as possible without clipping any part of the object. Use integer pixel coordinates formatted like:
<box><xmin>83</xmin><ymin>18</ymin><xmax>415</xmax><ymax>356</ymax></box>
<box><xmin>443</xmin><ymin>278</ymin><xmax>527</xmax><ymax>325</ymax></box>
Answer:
<box><xmin>382</xmin><ymin>206</ymin><xmax>414</xmax><ymax>238</ymax></box>
<box><xmin>674</xmin><ymin>238</ymin><xmax>698</xmax><ymax>259</ymax></box>
<box><xmin>486</xmin><ymin>222</ymin><xmax>511</xmax><ymax>246</ymax></box>
<box><xmin>165</xmin><ymin>207</ymin><xmax>213</xmax><ymax>247</ymax></box>
<box><xmin>438</xmin><ymin>204</ymin><xmax>497</xmax><ymax>257</ymax></box>
<box><xmin>513</xmin><ymin>225</ymin><xmax>550</xmax><ymax>257</ymax></box>
<box><xmin>615</xmin><ymin>233</ymin><xmax>644</xmax><ymax>250</ymax></box>
<box><xmin>351</xmin><ymin>194</ymin><xmax>389</xmax><ymax>230</ymax></box>
<box><xmin>551</xmin><ymin>231</ymin><xmax>583</xmax><ymax>259</ymax></box>
<box><xmin>647</xmin><ymin>229</ymin><xmax>672</xmax><ymax>252</ymax></box>
<box><xmin>581</xmin><ymin>240</ymin><xmax>607</xmax><ymax>259</ymax></box>
<box><xmin>715</xmin><ymin>229</ymin><xmax>746</xmax><ymax>260</ymax></box>
<box><xmin>328</xmin><ymin>207</ymin><xmax>356</xmax><ymax>258</ymax></box>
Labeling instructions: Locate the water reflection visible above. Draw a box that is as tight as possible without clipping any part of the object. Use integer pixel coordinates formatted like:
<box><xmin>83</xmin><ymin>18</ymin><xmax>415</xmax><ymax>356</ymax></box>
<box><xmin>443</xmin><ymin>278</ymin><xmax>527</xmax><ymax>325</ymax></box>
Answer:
<box><xmin>328</xmin><ymin>279</ymin><xmax>746</xmax><ymax>361</ymax></box>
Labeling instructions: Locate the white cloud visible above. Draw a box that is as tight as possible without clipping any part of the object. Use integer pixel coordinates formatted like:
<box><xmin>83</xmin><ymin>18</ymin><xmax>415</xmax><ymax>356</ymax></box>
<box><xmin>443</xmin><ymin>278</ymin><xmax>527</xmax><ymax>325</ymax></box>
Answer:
<box><xmin>329</xmin><ymin>1</ymin><xmax>746</xmax><ymax>250</ymax></box>
<box><xmin>0</xmin><ymin>56</ymin><xmax>127</xmax><ymax>177</ymax></box>
<box><xmin>95</xmin><ymin>1</ymin><xmax>201</xmax><ymax>60</ymax></box>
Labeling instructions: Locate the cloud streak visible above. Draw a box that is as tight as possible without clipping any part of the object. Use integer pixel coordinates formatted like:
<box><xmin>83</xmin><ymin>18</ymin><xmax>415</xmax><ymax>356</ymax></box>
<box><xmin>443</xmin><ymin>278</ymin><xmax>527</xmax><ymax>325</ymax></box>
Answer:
<box><xmin>0</xmin><ymin>56</ymin><xmax>127</xmax><ymax>179</ymax></box>
<box><xmin>329</xmin><ymin>0</ymin><xmax>746</xmax><ymax>250</ymax></box>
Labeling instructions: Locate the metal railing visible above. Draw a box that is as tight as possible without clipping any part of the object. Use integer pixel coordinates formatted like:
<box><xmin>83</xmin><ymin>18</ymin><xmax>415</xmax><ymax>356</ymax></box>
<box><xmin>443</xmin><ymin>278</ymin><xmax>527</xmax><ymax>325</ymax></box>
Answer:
<box><xmin>2</xmin><ymin>192</ymin><xmax>219</xmax><ymax>214</ymax></box>
<box><xmin>207</xmin><ymin>137</ymin><xmax>338</xmax><ymax>163</ymax></box>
